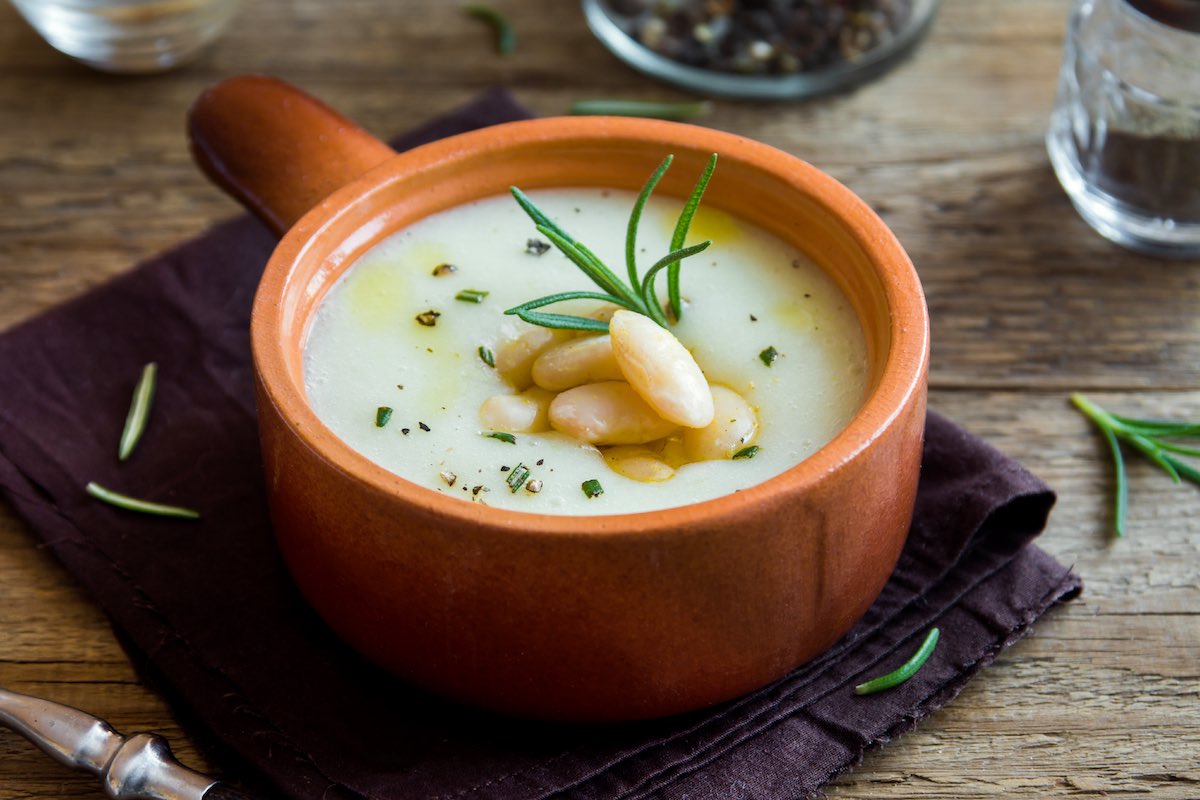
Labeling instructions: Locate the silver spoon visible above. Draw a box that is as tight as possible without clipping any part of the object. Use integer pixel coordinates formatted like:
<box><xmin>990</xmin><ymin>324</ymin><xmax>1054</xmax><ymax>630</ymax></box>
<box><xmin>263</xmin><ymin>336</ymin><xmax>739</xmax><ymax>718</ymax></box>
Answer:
<box><xmin>0</xmin><ymin>686</ymin><xmax>257</xmax><ymax>800</ymax></box>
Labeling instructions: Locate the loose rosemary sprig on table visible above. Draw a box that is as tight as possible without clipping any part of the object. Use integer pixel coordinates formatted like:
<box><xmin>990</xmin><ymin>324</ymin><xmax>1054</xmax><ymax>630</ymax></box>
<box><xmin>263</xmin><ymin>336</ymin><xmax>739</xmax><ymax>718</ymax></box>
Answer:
<box><xmin>1072</xmin><ymin>393</ymin><xmax>1200</xmax><ymax>537</ymax></box>
<box><xmin>569</xmin><ymin>99</ymin><xmax>713</xmax><ymax>121</ymax></box>
<box><xmin>505</xmin><ymin>153</ymin><xmax>717</xmax><ymax>332</ymax></box>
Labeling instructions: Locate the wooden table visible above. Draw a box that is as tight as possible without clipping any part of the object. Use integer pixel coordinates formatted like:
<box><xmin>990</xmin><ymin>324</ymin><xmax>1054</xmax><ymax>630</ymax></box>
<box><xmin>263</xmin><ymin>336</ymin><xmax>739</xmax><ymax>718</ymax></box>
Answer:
<box><xmin>2</xmin><ymin>0</ymin><xmax>1198</xmax><ymax>797</ymax></box>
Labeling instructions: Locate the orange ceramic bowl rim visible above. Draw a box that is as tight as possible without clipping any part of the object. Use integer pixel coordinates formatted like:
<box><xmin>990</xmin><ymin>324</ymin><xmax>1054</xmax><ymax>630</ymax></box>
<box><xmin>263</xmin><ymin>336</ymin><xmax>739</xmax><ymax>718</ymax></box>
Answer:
<box><xmin>250</xmin><ymin>116</ymin><xmax>929</xmax><ymax>539</ymax></box>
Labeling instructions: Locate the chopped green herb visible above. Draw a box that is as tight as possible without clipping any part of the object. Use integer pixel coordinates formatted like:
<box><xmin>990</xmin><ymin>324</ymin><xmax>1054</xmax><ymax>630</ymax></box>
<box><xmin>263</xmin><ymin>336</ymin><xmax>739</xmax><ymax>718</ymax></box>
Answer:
<box><xmin>118</xmin><ymin>362</ymin><xmax>157</xmax><ymax>461</ymax></box>
<box><xmin>581</xmin><ymin>478</ymin><xmax>604</xmax><ymax>498</ymax></box>
<box><xmin>375</xmin><ymin>406</ymin><xmax>393</xmax><ymax>427</ymax></box>
<box><xmin>456</xmin><ymin>288</ymin><xmax>490</xmax><ymax>304</ymax></box>
<box><xmin>759</xmin><ymin>346</ymin><xmax>780</xmax><ymax>367</ymax></box>
<box><xmin>854</xmin><ymin>628</ymin><xmax>940</xmax><ymax>696</ymax></box>
<box><xmin>416</xmin><ymin>310</ymin><xmax>441</xmax><ymax>327</ymax></box>
<box><xmin>482</xmin><ymin>431</ymin><xmax>517</xmax><ymax>445</ymax></box>
<box><xmin>431</xmin><ymin>263</ymin><xmax>458</xmax><ymax>276</ymax></box>
<box><xmin>506</xmin><ymin>463</ymin><xmax>531</xmax><ymax>493</ymax></box>
<box><xmin>732</xmin><ymin>445</ymin><xmax>760</xmax><ymax>460</ymax></box>
<box><xmin>1072</xmin><ymin>394</ymin><xmax>1200</xmax><ymax>537</ymax></box>
<box><xmin>478</xmin><ymin>345</ymin><xmax>495</xmax><ymax>367</ymax></box>
<box><xmin>464</xmin><ymin>3</ymin><xmax>515</xmax><ymax>55</ymax></box>
<box><xmin>569</xmin><ymin>99</ymin><xmax>713</xmax><ymax>121</ymax></box>
<box><xmin>85</xmin><ymin>481</ymin><xmax>200</xmax><ymax>520</ymax></box>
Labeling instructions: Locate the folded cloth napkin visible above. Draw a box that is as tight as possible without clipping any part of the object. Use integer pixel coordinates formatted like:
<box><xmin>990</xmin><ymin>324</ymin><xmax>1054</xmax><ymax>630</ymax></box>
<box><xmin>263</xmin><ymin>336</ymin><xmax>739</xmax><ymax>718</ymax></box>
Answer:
<box><xmin>0</xmin><ymin>88</ymin><xmax>1080</xmax><ymax>800</ymax></box>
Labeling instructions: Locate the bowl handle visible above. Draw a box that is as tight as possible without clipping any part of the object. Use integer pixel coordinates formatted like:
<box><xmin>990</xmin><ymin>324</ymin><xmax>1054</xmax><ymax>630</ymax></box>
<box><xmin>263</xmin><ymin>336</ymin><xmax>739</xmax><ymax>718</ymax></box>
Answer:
<box><xmin>187</xmin><ymin>75</ymin><xmax>396</xmax><ymax>236</ymax></box>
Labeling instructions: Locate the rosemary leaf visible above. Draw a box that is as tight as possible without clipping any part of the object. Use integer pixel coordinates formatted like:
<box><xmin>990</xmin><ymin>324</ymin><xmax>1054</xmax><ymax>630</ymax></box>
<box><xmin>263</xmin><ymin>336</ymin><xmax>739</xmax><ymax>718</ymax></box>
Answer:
<box><xmin>463</xmin><ymin>3</ymin><xmax>515</xmax><ymax>55</ymax></box>
<box><xmin>455</xmin><ymin>288</ymin><xmax>490</xmax><ymax>304</ymax></box>
<box><xmin>668</xmin><ymin>153</ymin><xmax>718</xmax><ymax>319</ymax></box>
<box><xmin>510</xmin><ymin>310</ymin><xmax>611</xmax><ymax>332</ymax></box>
<box><xmin>118</xmin><ymin>362</ymin><xmax>157</xmax><ymax>461</ymax></box>
<box><xmin>1164</xmin><ymin>454</ymin><xmax>1200</xmax><ymax>485</ymax></box>
<box><xmin>854</xmin><ymin>627</ymin><xmax>940</xmax><ymax>696</ymax></box>
<box><xmin>506</xmin><ymin>290</ymin><xmax>632</xmax><ymax>315</ymax></box>
<box><xmin>569</xmin><ymin>99</ymin><xmax>713</xmax><ymax>121</ymax></box>
<box><xmin>1101</xmin><ymin>422</ymin><xmax>1128</xmax><ymax>538</ymax></box>
<box><xmin>639</xmin><ymin>240</ymin><xmax>712</xmax><ymax>326</ymax></box>
<box><xmin>376</xmin><ymin>406</ymin><xmax>393</xmax><ymax>428</ymax></box>
<box><xmin>478</xmin><ymin>345</ymin><xmax>495</xmax><ymax>367</ymax></box>
<box><xmin>732</xmin><ymin>445</ymin><xmax>760</xmax><ymax>460</ymax></box>
<box><xmin>481</xmin><ymin>431</ymin><xmax>517</xmax><ymax>445</ymax></box>
<box><xmin>510</xmin><ymin>187</ymin><xmax>575</xmax><ymax>246</ymax></box>
<box><xmin>1126</xmin><ymin>433</ymin><xmax>1181</xmax><ymax>483</ymax></box>
<box><xmin>626</xmin><ymin>155</ymin><xmax>674</xmax><ymax>288</ymax></box>
<box><xmin>581</xmin><ymin>478</ymin><xmax>604</xmax><ymax>498</ymax></box>
<box><xmin>86</xmin><ymin>481</ymin><xmax>200</xmax><ymax>520</ymax></box>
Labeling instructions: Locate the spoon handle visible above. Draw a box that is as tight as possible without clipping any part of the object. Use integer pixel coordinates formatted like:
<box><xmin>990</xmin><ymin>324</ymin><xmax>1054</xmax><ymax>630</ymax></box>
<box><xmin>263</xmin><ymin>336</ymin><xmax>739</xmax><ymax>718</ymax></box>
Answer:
<box><xmin>0</xmin><ymin>687</ymin><xmax>256</xmax><ymax>800</ymax></box>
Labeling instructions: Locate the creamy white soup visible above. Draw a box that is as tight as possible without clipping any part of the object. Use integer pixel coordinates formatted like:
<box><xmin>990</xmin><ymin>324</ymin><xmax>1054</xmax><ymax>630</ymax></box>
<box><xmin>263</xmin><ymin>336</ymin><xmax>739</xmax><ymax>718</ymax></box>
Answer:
<box><xmin>302</xmin><ymin>188</ymin><xmax>868</xmax><ymax>515</ymax></box>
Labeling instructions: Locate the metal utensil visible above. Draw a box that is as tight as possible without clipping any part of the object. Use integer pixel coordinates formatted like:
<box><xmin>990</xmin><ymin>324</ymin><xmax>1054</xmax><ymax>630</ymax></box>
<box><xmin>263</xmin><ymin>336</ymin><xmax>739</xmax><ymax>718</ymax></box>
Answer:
<box><xmin>0</xmin><ymin>686</ymin><xmax>256</xmax><ymax>800</ymax></box>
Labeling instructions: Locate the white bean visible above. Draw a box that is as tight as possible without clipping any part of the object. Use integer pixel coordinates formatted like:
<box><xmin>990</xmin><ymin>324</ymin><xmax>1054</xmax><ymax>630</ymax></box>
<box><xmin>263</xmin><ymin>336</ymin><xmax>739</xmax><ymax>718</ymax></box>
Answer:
<box><xmin>479</xmin><ymin>387</ymin><xmax>555</xmax><ymax>433</ymax></box>
<box><xmin>494</xmin><ymin>327</ymin><xmax>571</xmax><ymax>389</ymax></box>
<box><xmin>602</xmin><ymin>446</ymin><xmax>676</xmax><ymax>482</ymax></box>
<box><xmin>531</xmin><ymin>335</ymin><xmax>624</xmax><ymax>391</ymax></box>
<box><xmin>682</xmin><ymin>385</ymin><xmax>759</xmax><ymax>461</ymax></box>
<box><xmin>609</xmin><ymin>310</ymin><xmax>714</xmax><ymax>428</ymax></box>
<box><xmin>549</xmin><ymin>381</ymin><xmax>678</xmax><ymax>445</ymax></box>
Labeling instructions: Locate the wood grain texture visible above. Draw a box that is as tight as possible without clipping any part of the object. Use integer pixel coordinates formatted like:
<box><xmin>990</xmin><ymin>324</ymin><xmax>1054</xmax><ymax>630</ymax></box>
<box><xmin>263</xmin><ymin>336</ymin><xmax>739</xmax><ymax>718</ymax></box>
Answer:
<box><xmin>1</xmin><ymin>0</ymin><xmax>1198</xmax><ymax>797</ymax></box>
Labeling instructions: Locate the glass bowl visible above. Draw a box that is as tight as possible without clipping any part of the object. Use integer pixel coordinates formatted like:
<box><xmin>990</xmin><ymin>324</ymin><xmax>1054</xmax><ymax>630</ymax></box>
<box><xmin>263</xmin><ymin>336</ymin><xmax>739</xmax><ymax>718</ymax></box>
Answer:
<box><xmin>582</xmin><ymin>0</ymin><xmax>941</xmax><ymax>101</ymax></box>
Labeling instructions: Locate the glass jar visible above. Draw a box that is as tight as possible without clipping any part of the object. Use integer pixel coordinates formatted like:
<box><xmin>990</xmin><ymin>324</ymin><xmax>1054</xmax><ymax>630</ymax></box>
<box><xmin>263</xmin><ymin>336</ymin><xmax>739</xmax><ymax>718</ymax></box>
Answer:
<box><xmin>582</xmin><ymin>0</ymin><xmax>941</xmax><ymax>101</ymax></box>
<box><xmin>1046</xmin><ymin>0</ymin><xmax>1200</xmax><ymax>258</ymax></box>
<box><xmin>9</xmin><ymin>0</ymin><xmax>243</xmax><ymax>74</ymax></box>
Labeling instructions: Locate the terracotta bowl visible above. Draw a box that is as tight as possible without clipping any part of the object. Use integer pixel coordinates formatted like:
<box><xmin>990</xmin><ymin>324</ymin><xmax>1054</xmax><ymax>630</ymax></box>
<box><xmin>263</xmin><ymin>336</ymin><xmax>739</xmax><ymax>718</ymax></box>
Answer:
<box><xmin>188</xmin><ymin>76</ymin><xmax>929</xmax><ymax>722</ymax></box>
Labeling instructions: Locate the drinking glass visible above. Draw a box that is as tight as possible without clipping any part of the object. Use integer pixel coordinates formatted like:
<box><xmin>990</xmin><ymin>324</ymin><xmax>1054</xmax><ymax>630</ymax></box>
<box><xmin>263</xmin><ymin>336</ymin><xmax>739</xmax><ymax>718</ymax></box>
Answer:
<box><xmin>9</xmin><ymin>0</ymin><xmax>243</xmax><ymax>74</ymax></box>
<box><xmin>1046</xmin><ymin>0</ymin><xmax>1200</xmax><ymax>258</ymax></box>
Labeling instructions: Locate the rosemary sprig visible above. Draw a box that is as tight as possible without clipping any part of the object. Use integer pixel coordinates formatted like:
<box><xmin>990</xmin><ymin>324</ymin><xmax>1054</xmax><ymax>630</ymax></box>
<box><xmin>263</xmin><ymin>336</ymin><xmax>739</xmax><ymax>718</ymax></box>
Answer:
<box><xmin>854</xmin><ymin>627</ymin><xmax>940</xmax><ymax>696</ymax></box>
<box><xmin>569</xmin><ymin>99</ymin><xmax>713</xmax><ymax>121</ymax></box>
<box><xmin>86</xmin><ymin>481</ymin><xmax>200</xmax><ymax>520</ymax></box>
<box><xmin>118</xmin><ymin>362</ymin><xmax>157</xmax><ymax>461</ymax></box>
<box><xmin>505</xmin><ymin>154</ymin><xmax>718</xmax><ymax>331</ymax></box>
<box><xmin>463</xmin><ymin>4</ymin><xmax>515</xmax><ymax>55</ymax></box>
<box><xmin>1072</xmin><ymin>394</ymin><xmax>1200</xmax><ymax>537</ymax></box>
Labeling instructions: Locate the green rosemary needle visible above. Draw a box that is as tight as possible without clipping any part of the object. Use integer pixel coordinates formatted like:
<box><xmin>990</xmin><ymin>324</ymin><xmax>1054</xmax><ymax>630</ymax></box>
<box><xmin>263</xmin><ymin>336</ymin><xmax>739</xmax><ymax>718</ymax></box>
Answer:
<box><xmin>506</xmin><ymin>463</ymin><xmax>531</xmax><ymax>493</ymax></box>
<box><xmin>569</xmin><ymin>99</ymin><xmax>713</xmax><ymax>121</ymax></box>
<box><xmin>581</xmin><ymin>478</ymin><xmax>604</xmax><ymax>498</ymax></box>
<box><xmin>1072</xmin><ymin>393</ymin><xmax>1200</xmax><ymax>537</ymax></box>
<box><xmin>86</xmin><ymin>481</ymin><xmax>200</xmax><ymax>520</ymax></box>
<box><xmin>505</xmin><ymin>154</ymin><xmax>718</xmax><ymax>331</ymax></box>
<box><xmin>759</xmin><ymin>346</ymin><xmax>780</xmax><ymax>367</ymax></box>
<box><xmin>478</xmin><ymin>345</ymin><xmax>495</xmax><ymax>367</ymax></box>
<box><xmin>463</xmin><ymin>3</ymin><xmax>515</xmax><ymax>55</ymax></box>
<box><xmin>482</xmin><ymin>431</ymin><xmax>517</xmax><ymax>444</ymax></box>
<box><xmin>118</xmin><ymin>362</ymin><xmax>157</xmax><ymax>461</ymax></box>
<box><xmin>456</xmin><ymin>288</ymin><xmax>489</xmax><ymax>304</ymax></box>
<box><xmin>376</xmin><ymin>406</ymin><xmax>393</xmax><ymax>428</ymax></box>
<box><xmin>732</xmin><ymin>445</ymin><xmax>760</xmax><ymax>460</ymax></box>
<box><xmin>854</xmin><ymin>627</ymin><xmax>940</xmax><ymax>696</ymax></box>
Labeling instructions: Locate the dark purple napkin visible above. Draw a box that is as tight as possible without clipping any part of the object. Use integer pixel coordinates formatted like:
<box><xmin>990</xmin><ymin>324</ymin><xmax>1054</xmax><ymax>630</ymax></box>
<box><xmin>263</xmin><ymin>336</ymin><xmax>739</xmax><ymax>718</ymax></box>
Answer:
<box><xmin>0</xmin><ymin>88</ymin><xmax>1080</xmax><ymax>800</ymax></box>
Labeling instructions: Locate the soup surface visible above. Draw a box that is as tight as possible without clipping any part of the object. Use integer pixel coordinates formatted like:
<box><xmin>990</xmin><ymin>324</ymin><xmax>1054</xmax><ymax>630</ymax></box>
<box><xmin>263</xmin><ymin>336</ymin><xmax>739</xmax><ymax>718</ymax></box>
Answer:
<box><xmin>303</xmin><ymin>188</ymin><xmax>868</xmax><ymax>515</ymax></box>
